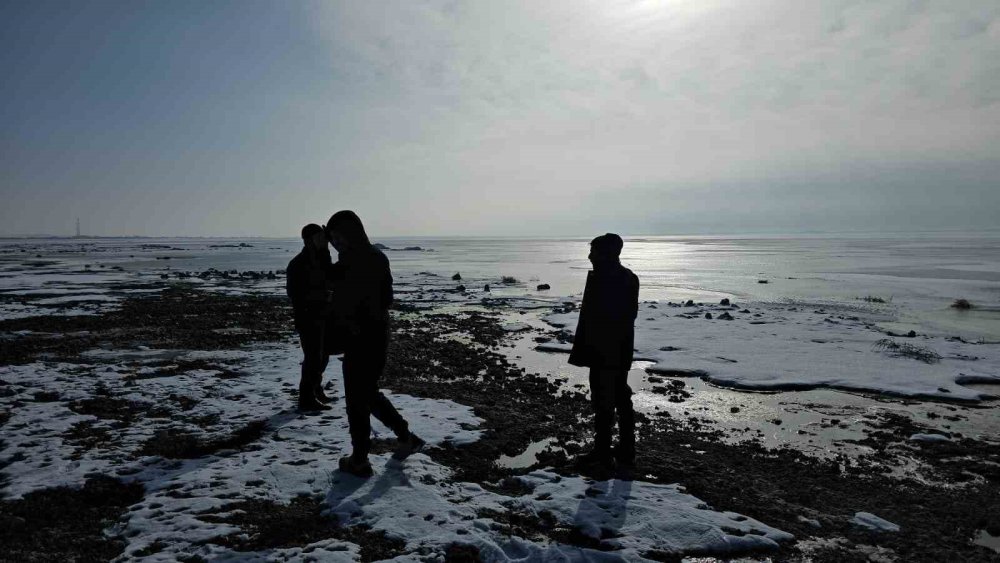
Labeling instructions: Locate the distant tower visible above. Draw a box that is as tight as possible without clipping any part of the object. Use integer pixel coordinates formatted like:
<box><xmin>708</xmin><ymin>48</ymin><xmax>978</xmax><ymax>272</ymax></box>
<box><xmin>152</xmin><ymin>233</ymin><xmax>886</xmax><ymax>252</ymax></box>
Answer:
<box><xmin>75</xmin><ymin>218</ymin><xmax>81</xmax><ymax>238</ymax></box>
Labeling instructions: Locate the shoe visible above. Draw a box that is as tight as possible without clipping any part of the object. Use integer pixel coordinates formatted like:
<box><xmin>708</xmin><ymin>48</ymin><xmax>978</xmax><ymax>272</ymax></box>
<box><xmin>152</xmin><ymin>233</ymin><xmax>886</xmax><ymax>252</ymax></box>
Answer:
<box><xmin>574</xmin><ymin>448</ymin><xmax>614</xmax><ymax>468</ymax></box>
<box><xmin>298</xmin><ymin>398</ymin><xmax>332</xmax><ymax>412</ymax></box>
<box><xmin>339</xmin><ymin>455</ymin><xmax>374</xmax><ymax>478</ymax></box>
<box><xmin>315</xmin><ymin>385</ymin><xmax>334</xmax><ymax>404</ymax></box>
<box><xmin>394</xmin><ymin>432</ymin><xmax>426</xmax><ymax>459</ymax></box>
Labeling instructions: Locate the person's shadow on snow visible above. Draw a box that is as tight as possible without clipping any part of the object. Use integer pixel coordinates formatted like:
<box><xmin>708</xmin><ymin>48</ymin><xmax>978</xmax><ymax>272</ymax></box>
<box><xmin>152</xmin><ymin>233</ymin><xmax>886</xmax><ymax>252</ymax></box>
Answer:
<box><xmin>325</xmin><ymin>457</ymin><xmax>410</xmax><ymax>522</ymax></box>
<box><xmin>570</xmin><ymin>478</ymin><xmax>633</xmax><ymax>548</ymax></box>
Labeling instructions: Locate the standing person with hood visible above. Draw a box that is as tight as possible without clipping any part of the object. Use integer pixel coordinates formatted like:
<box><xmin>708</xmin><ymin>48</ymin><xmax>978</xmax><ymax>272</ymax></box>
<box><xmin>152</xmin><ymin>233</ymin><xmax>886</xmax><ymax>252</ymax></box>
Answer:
<box><xmin>569</xmin><ymin>233</ymin><xmax>640</xmax><ymax>472</ymax></box>
<box><xmin>286</xmin><ymin>224</ymin><xmax>338</xmax><ymax>412</ymax></box>
<box><xmin>325</xmin><ymin>210</ymin><xmax>424</xmax><ymax>478</ymax></box>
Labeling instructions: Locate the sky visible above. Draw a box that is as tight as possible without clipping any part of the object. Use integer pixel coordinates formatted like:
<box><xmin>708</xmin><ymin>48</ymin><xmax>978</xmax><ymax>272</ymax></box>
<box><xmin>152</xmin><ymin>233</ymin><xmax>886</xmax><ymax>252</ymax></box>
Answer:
<box><xmin>1</xmin><ymin>0</ymin><xmax>998</xmax><ymax>237</ymax></box>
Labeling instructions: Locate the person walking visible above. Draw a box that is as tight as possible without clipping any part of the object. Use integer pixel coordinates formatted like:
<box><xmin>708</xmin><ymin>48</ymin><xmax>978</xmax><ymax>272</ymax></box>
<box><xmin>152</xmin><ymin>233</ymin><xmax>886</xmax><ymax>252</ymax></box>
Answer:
<box><xmin>286</xmin><ymin>223</ymin><xmax>337</xmax><ymax>412</ymax></box>
<box><xmin>325</xmin><ymin>210</ymin><xmax>424</xmax><ymax>477</ymax></box>
<box><xmin>569</xmin><ymin>233</ymin><xmax>640</xmax><ymax>471</ymax></box>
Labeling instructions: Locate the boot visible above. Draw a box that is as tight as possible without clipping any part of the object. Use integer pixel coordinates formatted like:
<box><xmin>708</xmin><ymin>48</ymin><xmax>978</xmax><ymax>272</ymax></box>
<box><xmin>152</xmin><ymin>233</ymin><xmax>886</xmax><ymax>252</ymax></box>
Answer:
<box><xmin>339</xmin><ymin>454</ymin><xmax>373</xmax><ymax>478</ymax></box>
<box><xmin>394</xmin><ymin>432</ymin><xmax>426</xmax><ymax>459</ymax></box>
<box><xmin>315</xmin><ymin>384</ymin><xmax>334</xmax><ymax>404</ymax></box>
<box><xmin>574</xmin><ymin>446</ymin><xmax>613</xmax><ymax>468</ymax></box>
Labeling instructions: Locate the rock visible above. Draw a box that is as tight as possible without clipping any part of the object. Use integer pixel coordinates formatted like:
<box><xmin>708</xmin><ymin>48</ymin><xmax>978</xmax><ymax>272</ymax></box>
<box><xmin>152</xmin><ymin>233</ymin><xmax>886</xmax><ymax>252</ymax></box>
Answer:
<box><xmin>537</xmin><ymin>284</ymin><xmax>551</xmax><ymax>291</ymax></box>
<box><xmin>452</xmin><ymin>272</ymin><xmax>462</xmax><ymax>281</ymax></box>
<box><xmin>704</xmin><ymin>313</ymin><xmax>713</xmax><ymax>319</ymax></box>
<box><xmin>757</xmin><ymin>279</ymin><xmax>769</xmax><ymax>284</ymax></box>
<box><xmin>718</xmin><ymin>312</ymin><xmax>734</xmax><ymax>320</ymax></box>
<box><xmin>483</xmin><ymin>284</ymin><xmax>491</xmax><ymax>292</ymax></box>
<box><xmin>851</xmin><ymin>512</ymin><xmax>900</xmax><ymax>533</ymax></box>
<box><xmin>684</xmin><ymin>300</ymin><xmax>695</xmax><ymax>307</ymax></box>
<box><xmin>456</xmin><ymin>285</ymin><xmax>466</xmax><ymax>292</ymax></box>
<box><xmin>907</xmin><ymin>330</ymin><xmax>917</xmax><ymax>338</ymax></box>
<box><xmin>720</xmin><ymin>298</ymin><xmax>730</xmax><ymax>306</ymax></box>
<box><xmin>797</xmin><ymin>515</ymin><xmax>822</xmax><ymax>529</ymax></box>
<box><xmin>730</xmin><ymin>406</ymin><xmax>740</xmax><ymax>413</ymax></box>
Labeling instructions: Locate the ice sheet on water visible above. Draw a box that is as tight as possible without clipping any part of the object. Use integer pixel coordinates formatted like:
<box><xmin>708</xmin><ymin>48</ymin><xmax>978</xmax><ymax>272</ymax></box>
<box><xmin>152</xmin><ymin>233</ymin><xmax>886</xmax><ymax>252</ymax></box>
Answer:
<box><xmin>545</xmin><ymin>301</ymin><xmax>1000</xmax><ymax>401</ymax></box>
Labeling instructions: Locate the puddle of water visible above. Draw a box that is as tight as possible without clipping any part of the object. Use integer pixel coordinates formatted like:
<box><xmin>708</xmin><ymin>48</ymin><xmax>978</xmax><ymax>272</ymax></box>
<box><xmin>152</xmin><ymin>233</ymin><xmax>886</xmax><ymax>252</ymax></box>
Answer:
<box><xmin>497</xmin><ymin>437</ymin><xmax>559</xmax><ymax>469</ymax></box>
<box><xmin>975</xmin><ymin>529</ymin><xmax>1000</xmax><ymax>553</ymax></box>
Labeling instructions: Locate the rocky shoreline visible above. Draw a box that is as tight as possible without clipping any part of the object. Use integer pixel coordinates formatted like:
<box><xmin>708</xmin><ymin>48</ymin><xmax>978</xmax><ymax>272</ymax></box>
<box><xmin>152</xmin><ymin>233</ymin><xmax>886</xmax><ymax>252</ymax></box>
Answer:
<box><xmin>1</xmin><ymin>286</ymin><xmax>998</xmax><ymax>561</ymax></box>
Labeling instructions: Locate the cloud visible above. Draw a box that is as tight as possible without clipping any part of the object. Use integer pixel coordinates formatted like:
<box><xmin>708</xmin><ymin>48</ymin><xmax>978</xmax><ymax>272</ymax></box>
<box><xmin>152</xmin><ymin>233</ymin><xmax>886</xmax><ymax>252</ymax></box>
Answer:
<box><xmin>2</xmin><ymin>1</ymin><xmax>998</xmax><ymax>235</ymax></box>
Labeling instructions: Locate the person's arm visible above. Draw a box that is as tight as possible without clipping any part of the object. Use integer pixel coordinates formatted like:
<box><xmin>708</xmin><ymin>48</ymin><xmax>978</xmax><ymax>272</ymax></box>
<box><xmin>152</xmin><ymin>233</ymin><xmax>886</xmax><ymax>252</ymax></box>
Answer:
<box><xmin>286</xmin><ymin>258</ymin><xmax>308</xmax><ymax>322</ymax></box>
<box><xmin>381</xmin><ymin>253</ymin><xmax>394</xmax><ymax>310</ymax></box>
<box><xmin>629</xmin><ymin>273</ymin><xmax>640</xmax><ymax>322</ymax></box>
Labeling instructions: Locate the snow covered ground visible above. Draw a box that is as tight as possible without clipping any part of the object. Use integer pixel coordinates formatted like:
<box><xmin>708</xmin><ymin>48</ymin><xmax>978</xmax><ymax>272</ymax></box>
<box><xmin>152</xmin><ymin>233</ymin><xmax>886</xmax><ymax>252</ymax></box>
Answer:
<box><xmin>544</xmin><ymin>300</ymin><xmax>1000</xmax><ymax>402</ymax></box>
<box><xmin>1</xmin><ymin>342</ymin><xmax>792</xmax><ymax>561</ymax></box>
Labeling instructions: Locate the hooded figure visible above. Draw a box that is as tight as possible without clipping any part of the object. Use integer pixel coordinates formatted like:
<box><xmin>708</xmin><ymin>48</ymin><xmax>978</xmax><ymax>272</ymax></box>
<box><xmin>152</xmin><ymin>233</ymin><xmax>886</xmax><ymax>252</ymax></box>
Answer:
<box><xmin>286</xmin><ymin>223</ymin><xmax>338</xmax><ymax>411</ymax></box>
<box><xmin>569</xmin><ymin>233</ymin><xmax>640</xmax><ymax>470</ymax></box>
<box><xmin>325</xmin><ymin>210</ymin><xmax>424</xmax><ymax>477</ymax></box>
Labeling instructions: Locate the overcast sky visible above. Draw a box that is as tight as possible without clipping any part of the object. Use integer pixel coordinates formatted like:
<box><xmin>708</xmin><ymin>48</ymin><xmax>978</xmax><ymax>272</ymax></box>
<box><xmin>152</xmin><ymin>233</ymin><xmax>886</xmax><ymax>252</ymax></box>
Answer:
<box><xmin>2</xmin><ymin>1</ymin><xmax>998</xmax><ymax>237</ymax></box>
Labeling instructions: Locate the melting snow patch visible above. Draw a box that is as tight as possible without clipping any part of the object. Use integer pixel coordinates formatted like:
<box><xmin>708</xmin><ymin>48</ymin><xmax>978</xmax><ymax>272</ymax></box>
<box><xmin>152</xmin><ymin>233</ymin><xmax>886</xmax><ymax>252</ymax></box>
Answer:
<box><xmin>545</xmin><ymin>302</ymin><xmax>1000</xmax><ymax>401</ymax></box>
<box><xmin>909</xmin><ymin>433</ymin><xmax>952</xmax><ymax>443</ymax></box>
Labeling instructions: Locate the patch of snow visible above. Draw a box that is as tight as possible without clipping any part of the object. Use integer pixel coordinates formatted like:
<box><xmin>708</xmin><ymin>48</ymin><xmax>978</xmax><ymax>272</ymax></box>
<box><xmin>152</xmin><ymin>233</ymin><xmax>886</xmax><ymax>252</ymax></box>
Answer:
<box><xmin>545</xmin><ymin>301</ymin><xmax>1000</xmax><ymax>401</ymax></box>
<box><xmin>909</xmin><ymin>433</ymin><xmax>952</xmax><ymax>443</ymax></box>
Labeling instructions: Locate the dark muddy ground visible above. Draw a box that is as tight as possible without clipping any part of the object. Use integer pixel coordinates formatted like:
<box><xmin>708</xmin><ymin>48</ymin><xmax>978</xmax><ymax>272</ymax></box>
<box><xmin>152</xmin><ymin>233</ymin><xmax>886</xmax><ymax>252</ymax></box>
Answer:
<box><xmin>1</xmin><ymin>287</ymin><xmax>998</xmax><ymax>561</ymax></box>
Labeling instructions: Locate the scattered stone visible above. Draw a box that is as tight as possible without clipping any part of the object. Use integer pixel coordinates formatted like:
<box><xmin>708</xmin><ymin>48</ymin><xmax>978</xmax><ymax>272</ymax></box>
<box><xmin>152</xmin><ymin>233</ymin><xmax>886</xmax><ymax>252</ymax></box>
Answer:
<box><xmin>704</xmin><ymin>313</ymin><xmax>713</xmax><ymax>320</ymax></box>
<box><xmin>456</xmin><ymin>285</ymin><xmax>466</xmax><ymax>292</ymax></box>
<box><xmin>851</xmin><ymin>512</ymin><xmax>900</xmax><ymax>533</ymax></box>
<box><xmin>452</xmin><ymin>272</ymin><xmax>462</xmax><ymax>281</ymax></box>
<box><xmin>718</xmin><ymin>312</ymin><xmax>734</xmax><ymax>321</ymax></box>
<box><xmin>484</xmin><ymin>284</ymin><xmax>491</xmax><ymax>292</ymax></box>
<box><xmin>757</xmin><ymin>280</ymin><xmax>769</xmax><ymax>284</ymax></box>
<box><xmin>684</xmin><ymin>300</ymin><xmax>695</xmax><ymax>307</ymax></box>
<box><xmin>536</xmin><ymin>284</ymin><xmax>551</xmax><ymax>291</ymax></box>
<box><xmin>720</xmin><ymin>298</ymin><xmax>730</xmax><ymax>306</ymax></box>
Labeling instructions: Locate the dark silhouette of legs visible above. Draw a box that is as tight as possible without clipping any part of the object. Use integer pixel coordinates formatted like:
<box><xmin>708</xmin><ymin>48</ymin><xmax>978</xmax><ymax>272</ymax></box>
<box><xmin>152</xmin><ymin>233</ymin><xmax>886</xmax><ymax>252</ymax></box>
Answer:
<box><xmin>342</xmin><ymin>330</ymin><xmax>409</xmax><ymax>458</ymax></box>
<box><xmin>587</xmin><ymin>367</ymin><xmax>635</xmax><ymax>466</ymax></box>
<box><xmin>299</xmin><ymin>323</ymin><xmax>330</xmax><ymax>410</ymax></box>
<box><xmin>613</xmin><ymin>372</ymin><xmax>635</xmax><ymax>465</ymax></box>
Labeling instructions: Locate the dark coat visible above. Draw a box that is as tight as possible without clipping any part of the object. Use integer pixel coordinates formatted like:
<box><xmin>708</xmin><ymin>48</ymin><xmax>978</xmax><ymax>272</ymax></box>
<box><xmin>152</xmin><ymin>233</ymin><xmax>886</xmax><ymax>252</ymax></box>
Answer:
<box><xmin>331</xmin><ymin>245</ymin><xmax>393</xmax><ymax>336</ymax></box>
<box><xmin>285</xmin><ymin>246</ymin><xmax>336</xmax><ymax>332</ymax></box>
<box><xmin>568</xmin><ymin>263</ymin><xmax>639</xmax><ymax>369</ymax></box>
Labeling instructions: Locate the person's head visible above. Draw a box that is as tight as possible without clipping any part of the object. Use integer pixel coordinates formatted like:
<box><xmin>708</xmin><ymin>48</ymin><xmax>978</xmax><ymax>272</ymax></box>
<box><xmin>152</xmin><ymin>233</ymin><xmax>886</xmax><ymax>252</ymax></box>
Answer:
<box><xmin>325</xmin><ymin>210</ymin><xmax>370</xmax><ymax>253</ymax></box>
<box><xmin>300</xmin><ymin>223</ymin><xmax>327</xmax><ymax>253</ymax></box>
<box><xmin>588</xmin><ymin>233</ymin><xmax>623</xmax><ymax>268</ymax></box>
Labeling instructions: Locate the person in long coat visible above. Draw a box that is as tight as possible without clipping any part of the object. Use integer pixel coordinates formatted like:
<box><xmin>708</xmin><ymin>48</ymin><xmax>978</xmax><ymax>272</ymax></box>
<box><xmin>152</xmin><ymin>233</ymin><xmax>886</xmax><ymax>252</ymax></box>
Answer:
<box><xmin>569</xmin><ymin>233</ymin><xmax>640</xmax><ymax>469</ymax></box>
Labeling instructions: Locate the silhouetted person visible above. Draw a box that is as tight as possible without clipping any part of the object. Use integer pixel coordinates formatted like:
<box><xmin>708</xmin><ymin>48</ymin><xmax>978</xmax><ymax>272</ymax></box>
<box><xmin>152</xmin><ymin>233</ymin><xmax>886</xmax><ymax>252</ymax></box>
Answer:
<box><xmin>286</xmin><ymin>224</ymin><xmax>336</xmax><ymax>412</ymax></box>
<box><xmin>325</xmin><ymin>210</ymin><xmax>424</xmax><ymax>477</ymax></box>
<box><xmin>569</xmin><ymin>233</ymin><xmax>640</xmax><ymax>470</ymax></box>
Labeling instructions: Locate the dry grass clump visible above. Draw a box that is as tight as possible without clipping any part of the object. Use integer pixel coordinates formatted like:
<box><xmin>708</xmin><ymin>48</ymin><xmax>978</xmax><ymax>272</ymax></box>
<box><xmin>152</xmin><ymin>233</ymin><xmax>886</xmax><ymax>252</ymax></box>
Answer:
<box><xmin>951</xmin><ymin>299</ymin><xmax>973</xmax><ymax>310</ymax></box>
<box><xmin>501</xmin><ymin>276</ymin><xmax>519</xmax><ymax>284</ymax></box>
<box><xmin>872</xmin><ymin>338</ymin><xmax>941</xmax><ymax>364</ymax></box>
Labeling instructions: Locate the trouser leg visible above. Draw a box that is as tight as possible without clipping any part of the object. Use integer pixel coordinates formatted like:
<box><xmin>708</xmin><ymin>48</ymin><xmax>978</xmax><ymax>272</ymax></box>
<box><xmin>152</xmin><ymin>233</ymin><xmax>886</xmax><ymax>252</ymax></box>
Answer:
<box><xmin>298</xmin><ymin>324</ymin><xmax>324</xmax><ymax>403</ymax></box>
<box><xmin>589</xmin><ymin>368</ymin><xmax>616</xmax><ymax>454</ymax></box>
<box><xmin>343</xmin><ymin>334</ymin><xmax>408</xmax><ymax>457</ymax></box>
<box><xmin>614</xmin><ymin>370</ymin><xmax>635</xmax><ymax>461</ymax></box>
